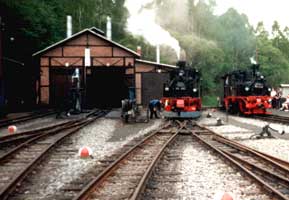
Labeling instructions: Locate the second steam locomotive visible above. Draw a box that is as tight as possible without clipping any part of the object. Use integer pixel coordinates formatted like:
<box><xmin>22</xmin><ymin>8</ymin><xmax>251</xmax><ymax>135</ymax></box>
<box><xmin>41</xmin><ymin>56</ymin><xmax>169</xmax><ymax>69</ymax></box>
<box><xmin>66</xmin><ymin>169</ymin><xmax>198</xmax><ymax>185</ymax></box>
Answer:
<box><xmin>161</xmin><ymin>61</ymin><xmax>201</xmax><ymax>118</ymax></box>
<box><xmin>222</xmin><ymin>64</ymin><xmax>272</xmax><ymax>115</ymax></box>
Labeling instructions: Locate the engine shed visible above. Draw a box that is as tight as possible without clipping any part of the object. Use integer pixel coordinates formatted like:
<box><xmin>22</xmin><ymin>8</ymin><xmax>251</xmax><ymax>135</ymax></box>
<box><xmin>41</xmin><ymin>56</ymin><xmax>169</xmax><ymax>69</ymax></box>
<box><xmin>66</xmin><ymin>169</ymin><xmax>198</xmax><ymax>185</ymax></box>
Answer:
<box><xmin>33</xmin><ymin>27</ymin><xmax>176</xmax><ymax>108</ymax></box>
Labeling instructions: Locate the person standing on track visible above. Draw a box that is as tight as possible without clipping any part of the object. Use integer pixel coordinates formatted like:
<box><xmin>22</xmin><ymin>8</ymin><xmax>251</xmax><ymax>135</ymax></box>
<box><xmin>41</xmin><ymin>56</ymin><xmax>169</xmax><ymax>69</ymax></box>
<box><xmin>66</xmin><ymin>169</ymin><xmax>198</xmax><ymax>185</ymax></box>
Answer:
<box><xmin>149</xmin><ymin>99</ymin><xmax>161</xmax><ymax>119</ymax></box>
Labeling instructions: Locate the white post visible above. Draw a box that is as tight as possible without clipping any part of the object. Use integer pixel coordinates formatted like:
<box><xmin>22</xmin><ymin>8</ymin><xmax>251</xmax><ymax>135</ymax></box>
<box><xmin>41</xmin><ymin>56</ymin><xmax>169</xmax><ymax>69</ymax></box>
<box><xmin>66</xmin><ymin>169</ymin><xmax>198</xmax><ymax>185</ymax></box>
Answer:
<box><xmin>106</xmin><ymin>16</ymin><xmax>112</xmax><ymax>40</ymax></box>
<box><xmin>67</xmin><ymin>15</ymin><xmax>72</xmax><ymax>38</ymax></box>
<box><xmin>85</xmin><ymin>48</ymin><xmax>91</xmax><ymax>67</ymax></box>
<box><xmin>156</xmin><ymin>44</ymin><xmax>160</xmax><ymax>64</ymax></box>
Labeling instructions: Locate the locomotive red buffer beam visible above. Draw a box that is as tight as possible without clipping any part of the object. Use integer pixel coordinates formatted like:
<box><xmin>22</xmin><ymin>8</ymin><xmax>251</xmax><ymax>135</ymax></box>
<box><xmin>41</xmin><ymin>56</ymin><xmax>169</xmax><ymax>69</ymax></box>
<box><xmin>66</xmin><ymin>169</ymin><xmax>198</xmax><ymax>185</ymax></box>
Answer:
<box><xmin>225</xmin><ymin>96</ymin><xmax>272</xmax><ymax>115</ymax></box>
<box><xmin>161</xmin><ymin>97</ymin><xmax>202</xmax><ymax>118</ymax></box>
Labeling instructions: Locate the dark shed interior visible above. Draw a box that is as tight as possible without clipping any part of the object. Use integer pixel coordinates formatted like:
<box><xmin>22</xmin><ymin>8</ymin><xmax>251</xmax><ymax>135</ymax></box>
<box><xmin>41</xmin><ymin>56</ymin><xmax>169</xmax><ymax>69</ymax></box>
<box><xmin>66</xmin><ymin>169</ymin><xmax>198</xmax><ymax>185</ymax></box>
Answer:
<box><xmin>86</xmin><ymin>67</ymin><xmax>128</xmax><ymax>108</ymax></box>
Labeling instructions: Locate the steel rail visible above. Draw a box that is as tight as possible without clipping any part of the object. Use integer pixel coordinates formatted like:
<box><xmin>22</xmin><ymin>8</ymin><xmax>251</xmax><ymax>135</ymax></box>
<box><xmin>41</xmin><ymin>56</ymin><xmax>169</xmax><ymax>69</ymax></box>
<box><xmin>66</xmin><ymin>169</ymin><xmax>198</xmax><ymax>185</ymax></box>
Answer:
<box><xmin>200</xmin><ymin>125</ymin><xmax>289</xmax><ymax>170</ymax></box>
<box><xmin>73</xmin><ymin>122</ymin><xmax>173</xmax><ymax>200</ymax></box>
<box><xmin>0</xmin><ymin>109</ymin><xmax>108</xmax><ymax>146</ymax></box>
<box><xmin>0</xmin><ymin>111</ymin><xmax>55</xmax><ymax>128</ymax></box>
<box><xmin>0</xmin><ymin>120</ymin><xmax>74</xmax><ymax>145</ymax></box>
<box><xmin>0</xmin><ymin>119</ymin><xmax>83</xmax><ymax>161</ymax></box>
<box><xmin>212</xmin><ymin>135</ymin><xmax>289</xmax><ymax>175</ymax></box>
<box><xmin>130</xmin><ymin>121</ymin><xmax>188</xmax><ymax>200</ymax></box>
<box><xmin>254</xmin><ymin>150</ymin><xmax>289</xmax><ymax>169</ymax></box>
<box><xmin>222</xmin><ymin>151</ymin><xmax>289</xmax><ymax>186</ymax></box>
<box><xmin>0</xmin><ymin>115</ymin><xmax>102</xmax><ymax>200</ymax></box>
<box><xmin>190</xmin><ymin>124</ymin><xmax>289</xmax><ymax>200</ymax></box>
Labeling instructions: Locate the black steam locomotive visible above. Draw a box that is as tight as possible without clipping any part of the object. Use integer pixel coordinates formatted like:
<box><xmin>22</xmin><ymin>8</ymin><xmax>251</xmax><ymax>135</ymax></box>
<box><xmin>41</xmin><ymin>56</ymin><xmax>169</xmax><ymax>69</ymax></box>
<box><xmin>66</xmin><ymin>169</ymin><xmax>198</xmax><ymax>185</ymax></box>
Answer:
<box><xmin>222</xmin><ymin>64</ymin><xmax>272</xmax><ymax>115</ymax></box>
<box><xmin>161</xmin><ymin>61</ymin><xmax>202</xmax><ymax>118</ymax></box>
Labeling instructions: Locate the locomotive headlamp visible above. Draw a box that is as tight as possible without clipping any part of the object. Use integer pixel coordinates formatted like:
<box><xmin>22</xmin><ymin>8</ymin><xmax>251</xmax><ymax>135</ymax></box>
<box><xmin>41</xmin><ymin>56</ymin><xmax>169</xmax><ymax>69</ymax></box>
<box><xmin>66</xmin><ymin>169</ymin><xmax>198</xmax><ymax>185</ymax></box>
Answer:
<box><xmin>268</xmin><ymin>88</ymin><xmax>272</xmax><ymax>92</ymax></box>
<box><xmin>179</xmin><ymin>70</ymin><xmax>184</xmax><ymax>76</ymax></box>
<box><xmin>261</xmin><ymin>76</ymin><xmax>264</xmax><ymax>79</ymax></box>
<box><xmin>245</xmin><ymin>86</ymin><xmax>250</xmax><ymax>91</ymax></box>
<box><xmin>165</xmin><ymin>87</ymin><xmax>169</xmax><ymax>91</ymax></box>
<box><xmin>193</xmin><ymin>88</ymin><xmax>198</xmax><ymax>92</ymax></box>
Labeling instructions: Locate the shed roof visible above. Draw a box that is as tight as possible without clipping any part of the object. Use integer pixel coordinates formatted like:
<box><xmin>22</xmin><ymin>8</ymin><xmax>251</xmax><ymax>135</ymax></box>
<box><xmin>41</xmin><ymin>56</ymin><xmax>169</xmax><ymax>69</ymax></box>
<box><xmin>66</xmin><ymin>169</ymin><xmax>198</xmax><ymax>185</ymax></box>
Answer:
<box><xmin>33</xmin><ymin>27</ymin><xmax>140</xmax><ymax>57</ymax></box>
<box><xmin>135</xmin><ymin>59</ymin><xmax>177</xmax><ymax>69</ymax></box>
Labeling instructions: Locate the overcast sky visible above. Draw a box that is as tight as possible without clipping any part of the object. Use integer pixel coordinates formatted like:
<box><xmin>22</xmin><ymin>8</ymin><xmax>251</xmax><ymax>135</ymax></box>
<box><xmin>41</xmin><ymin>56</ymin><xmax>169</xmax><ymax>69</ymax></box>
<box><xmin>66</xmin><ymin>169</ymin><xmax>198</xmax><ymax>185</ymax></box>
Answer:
<box><xmin>215</xmin><ymin>0</ymin><xmax>289</xmax><ymax>30</ymax></box>
<box><xmin>125</xmin><ymin>0</ymin><xmax>289</xmax><ymax>57</ymax></box>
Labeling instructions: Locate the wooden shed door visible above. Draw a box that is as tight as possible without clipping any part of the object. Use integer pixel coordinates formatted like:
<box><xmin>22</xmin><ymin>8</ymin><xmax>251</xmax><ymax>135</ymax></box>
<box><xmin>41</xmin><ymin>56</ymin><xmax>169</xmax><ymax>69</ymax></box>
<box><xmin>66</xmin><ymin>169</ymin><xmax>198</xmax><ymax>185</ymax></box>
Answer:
<box><xmin>141</xmin><ymin>72</ymin><xmax>169</xmax><ymax>106</ymax></box>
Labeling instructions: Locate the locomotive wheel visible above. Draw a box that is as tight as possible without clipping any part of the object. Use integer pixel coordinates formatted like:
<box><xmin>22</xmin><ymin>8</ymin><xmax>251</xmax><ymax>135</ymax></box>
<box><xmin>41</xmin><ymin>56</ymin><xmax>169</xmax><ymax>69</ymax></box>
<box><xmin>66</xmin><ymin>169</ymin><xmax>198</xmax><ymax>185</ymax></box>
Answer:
<box><xmin>239</xmin><ymin>101</ymin><xmax>246</xmax><ymax>116</ymax></box>
<box><xmin>228</xmin><ymin>102</ymin><xmax>239</xmax><ymax>114</ymax></box>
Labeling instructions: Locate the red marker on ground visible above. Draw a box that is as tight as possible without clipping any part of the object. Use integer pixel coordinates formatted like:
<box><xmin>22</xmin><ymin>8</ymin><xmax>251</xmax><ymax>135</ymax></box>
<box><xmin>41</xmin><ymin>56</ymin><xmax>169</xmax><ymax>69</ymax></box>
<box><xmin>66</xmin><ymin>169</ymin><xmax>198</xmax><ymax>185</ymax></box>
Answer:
<box><xmin>221</xmin><ymin>193</ymin><xmax>233</xmax><ymax>200</ymax></box>
<box><xmin>8</xmin><ymin>125</ymin><xmax>17</xmax><ymax>134</ymax></box>
<box><xmin>78</xmin><ymin>147</ymin><xmax>92</xmax><ymax>158</ymax></box>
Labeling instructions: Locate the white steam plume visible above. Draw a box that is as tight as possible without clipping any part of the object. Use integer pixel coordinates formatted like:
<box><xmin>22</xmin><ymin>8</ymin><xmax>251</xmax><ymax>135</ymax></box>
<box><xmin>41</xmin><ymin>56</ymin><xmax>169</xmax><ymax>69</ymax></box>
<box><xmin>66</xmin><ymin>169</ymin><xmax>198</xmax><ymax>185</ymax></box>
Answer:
<box><xmin>125</xmin><ymin>0</ymin><xmax>181</xmax><ymax>59</ymax></box>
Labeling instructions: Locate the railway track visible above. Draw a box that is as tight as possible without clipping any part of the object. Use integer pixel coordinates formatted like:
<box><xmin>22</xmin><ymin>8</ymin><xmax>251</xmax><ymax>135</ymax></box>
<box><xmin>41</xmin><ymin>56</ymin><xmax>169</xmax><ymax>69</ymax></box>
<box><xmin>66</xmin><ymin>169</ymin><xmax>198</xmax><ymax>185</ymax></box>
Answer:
<box><xmin>0</xmin><ymin>120</ymin><xmax>77</xmax><ymax>158</ymax></box>
<box><xmin>0</xmin><ymin>109</ymin><xmax>107</xmax><ymax>200</ymax></box>
<box><xmin>218</xmin><ymin>108</ymin><xmax>289</xmax><ymax>125</ymax></box>
<box><xmin>0</xmin><ymin>110</ymin><xmax>55</xmax><ymax>128</ymax></box>
<box><xmin>3</xmin><ymin>117</ymin><xmax>288</xmax><ymax>199</ymax></box>
<box><xmin>68</xmin><ymin>120</ymin><xmax>289</xmax><ymax>200</ymax></box>
<box><xmin>72</xmin><ymin>121</ymin><xmax>184</xmax><ymax>200</ymax></box>
<box><xmin>192</xmin><ymin>125</ymin><xmax>289</xmax><ymax>200</ymax></box>
<box><xmin>253</xmin><ymin>114</ymin><xmax>289</xmax><ymax>125</ymax></box>
<box><xmin>139</xmin><ymin>123</ymin><xmax>289</xmax><ymax>199</ymax></box>
<box><xmin>0</xmin><ymin>109</ymin><xmax>106</xmax><ymax>157</ymax></box>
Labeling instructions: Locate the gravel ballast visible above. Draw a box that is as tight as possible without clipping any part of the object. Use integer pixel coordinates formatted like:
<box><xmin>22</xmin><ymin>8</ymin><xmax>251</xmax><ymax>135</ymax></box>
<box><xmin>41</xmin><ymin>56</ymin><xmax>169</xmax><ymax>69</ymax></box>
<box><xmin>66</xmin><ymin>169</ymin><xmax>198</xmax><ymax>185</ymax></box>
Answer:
<box><xmin>200</xmin><ymin>115</ymin><xmax>289</xmax><ymax>165</ymax></box>
<box><xmin>143</xmin><ymin>135</ymin><xmax>270</xmax><ymax>200</ymax></box>
<box><xmin>12</xmin><ymin>118</ymin><xmax>163</xmax><ymax>199</ymax></box>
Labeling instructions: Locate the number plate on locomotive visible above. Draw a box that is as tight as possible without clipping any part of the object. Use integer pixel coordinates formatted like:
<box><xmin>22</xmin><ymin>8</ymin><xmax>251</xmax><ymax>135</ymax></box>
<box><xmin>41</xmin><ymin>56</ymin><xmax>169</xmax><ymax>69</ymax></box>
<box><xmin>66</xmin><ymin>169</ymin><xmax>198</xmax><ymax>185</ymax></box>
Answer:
<box><xmin>254</xmin><ymin>83</ymin><xmax>264</xmax><ymax>88</ymax></box>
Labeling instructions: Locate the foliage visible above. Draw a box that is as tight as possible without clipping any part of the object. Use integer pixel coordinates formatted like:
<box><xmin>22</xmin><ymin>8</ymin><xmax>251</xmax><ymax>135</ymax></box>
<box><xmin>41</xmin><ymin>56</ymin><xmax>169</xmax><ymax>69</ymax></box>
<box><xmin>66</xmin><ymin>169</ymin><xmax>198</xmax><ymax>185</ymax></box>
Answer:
<box><xmin>255</xmin><ymin>22</ymin><xmax>289</xmax><ymax>86</ymax></box>
<box><xmin>0</xmin><ymin>0</ymin><xmax>154</xmax><ymax>60</ymax></box>
<box><xmin>0</xmin><ymin>0</ymin><xmax>161</xmax><ymax>106</ymax></box>
<box><xmin>2</xmin><ymin>0</ymin><xmax>289</xmax><ymax>99</ymax></box>
<box><xmin>202</xmin><ymin>95</ymin><xmax>218</xmax><ymax>107</ymax></box>
<box><xmin>151</xmin><ymin>0</ymin><xmax>289</xmax><ymax>94</ymax></box>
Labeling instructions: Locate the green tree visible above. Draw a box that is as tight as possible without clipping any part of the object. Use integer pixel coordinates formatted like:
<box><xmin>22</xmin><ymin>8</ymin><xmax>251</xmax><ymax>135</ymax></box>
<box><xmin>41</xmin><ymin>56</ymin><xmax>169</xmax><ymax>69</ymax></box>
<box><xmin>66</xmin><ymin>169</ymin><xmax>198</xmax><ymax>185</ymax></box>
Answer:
<box><xmin>216</xmin><ymin>8</ymin><xmax>256</xmax><ymax>69</ymax></box>
<box><xmin>255</xmin><ymin>22</ymin><xmax>289</xmax><ymax>86</ymax></box>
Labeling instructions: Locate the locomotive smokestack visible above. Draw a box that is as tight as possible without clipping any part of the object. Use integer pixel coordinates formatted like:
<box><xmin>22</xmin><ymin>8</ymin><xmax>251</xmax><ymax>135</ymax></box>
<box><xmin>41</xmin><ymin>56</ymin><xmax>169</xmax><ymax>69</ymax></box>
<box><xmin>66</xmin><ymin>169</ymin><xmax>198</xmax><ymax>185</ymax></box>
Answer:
<box><xmin>67</xmin><ymin>15</ymin><xmax>72</xmax><ymax>38</ymax></box>
<box><xmin>106</xmin><ymin>16</ymin><xmax>112</xmax><ymax>40</ymax></box>
<box><xmin>156</xmin><ymin>44</ymin><xmax>160</xmax><ymax>64</ymax></box>
<box><xmin>250</xmin><ymin>57</ymin><xmax>257</xmax><ymax>65</ymax></box>
<box><xmin>179</xmin><ymin>49</ymin><xmax>186</xmax><ymax>61</ymax></box>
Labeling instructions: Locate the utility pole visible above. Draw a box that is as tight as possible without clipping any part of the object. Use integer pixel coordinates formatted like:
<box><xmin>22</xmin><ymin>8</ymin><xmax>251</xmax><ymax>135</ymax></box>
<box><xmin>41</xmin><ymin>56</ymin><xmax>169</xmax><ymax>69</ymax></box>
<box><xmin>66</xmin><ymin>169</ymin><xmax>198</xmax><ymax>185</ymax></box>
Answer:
<box><xmin>0</xmin><ymin>16</ymin><xmax>3</xmax><ymax>102</ymax></box>
<box><xmin>255</xmin><ymin>44</ymin><xmax>259</xmax><ymax>64</ymax></box>
<box><xmin>0</xmin><ymin>16</ymin><xmax>3</xmax><ymax>80</ymax></box>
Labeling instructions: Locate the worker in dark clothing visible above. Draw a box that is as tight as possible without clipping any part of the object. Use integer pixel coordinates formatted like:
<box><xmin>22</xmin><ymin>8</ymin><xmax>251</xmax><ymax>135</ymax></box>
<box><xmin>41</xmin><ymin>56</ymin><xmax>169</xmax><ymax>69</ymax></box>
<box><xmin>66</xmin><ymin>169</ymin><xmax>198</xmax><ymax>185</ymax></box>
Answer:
<box><xmin>149</xmin><ymin>99</ymin><xmax>161</xmax><ymax>119</ymax></box>
<box><xmin>56</xmin><ymin>92</ymin><xmax>72</xmax><ymax>119</ymax></box>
